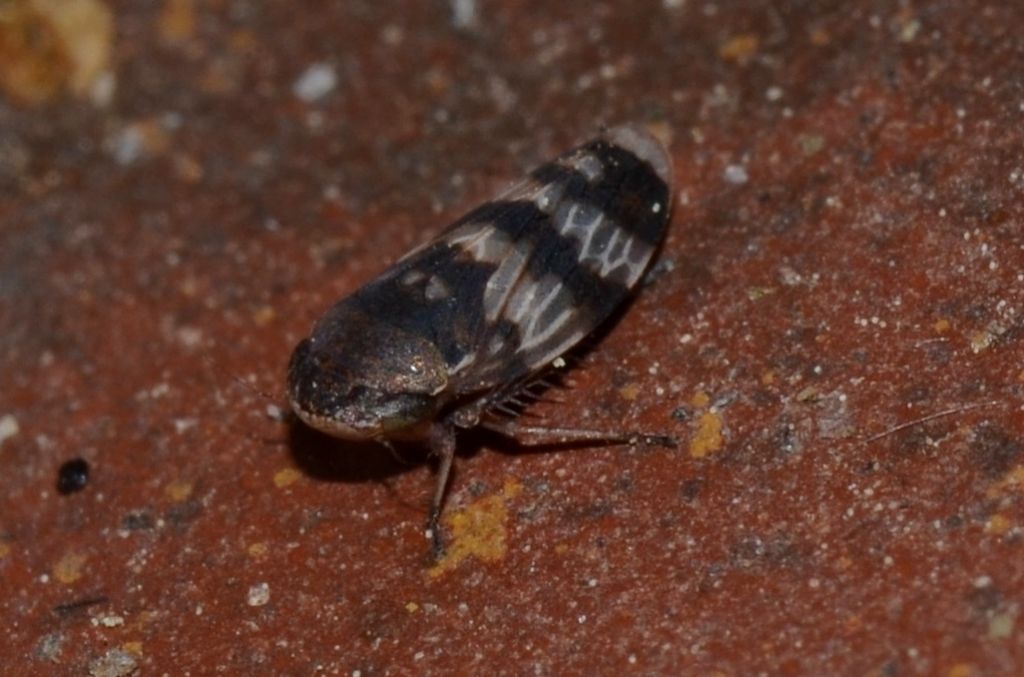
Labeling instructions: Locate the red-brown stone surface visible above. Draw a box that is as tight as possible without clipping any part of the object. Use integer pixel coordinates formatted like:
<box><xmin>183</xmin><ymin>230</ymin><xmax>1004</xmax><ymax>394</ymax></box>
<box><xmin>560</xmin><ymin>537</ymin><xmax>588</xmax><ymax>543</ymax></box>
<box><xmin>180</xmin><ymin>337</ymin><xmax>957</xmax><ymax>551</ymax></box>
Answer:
<box><xmin>3</xmin><ymin>1</ymin><xmax>1023</xmax><ymax>674</ymax></box>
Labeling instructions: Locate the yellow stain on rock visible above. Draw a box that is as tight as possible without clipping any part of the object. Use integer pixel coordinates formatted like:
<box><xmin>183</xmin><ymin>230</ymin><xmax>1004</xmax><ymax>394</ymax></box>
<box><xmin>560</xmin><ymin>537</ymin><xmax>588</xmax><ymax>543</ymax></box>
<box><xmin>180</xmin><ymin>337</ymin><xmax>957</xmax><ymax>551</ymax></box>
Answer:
<box><xmin>619</xmin><ymin>382</ymin><xmax>641</xmax><ymax>401</ymax></box>
<box><xmin>158</xmin><ymin>0</ymin><xmax>196</xmax><ymax>45</ymax></box>
<box><xmin>986</xmin><ymin>514</ymin><xmax>1011</xmax><ymax>536</ymax></box>
<box><xmin>0</xmin><ymin>0</ymin><xmax>114</xmax><ymax>105</ymax></box>
<box><xmin>273</xmin><ymin>467</ymin><xmax>301</xmax><ymax>488</ymax></box>
<box><xmin>986</xmin><ymin>465</ymin><xmax>1024</xmax><ymax>499</ymax></box>
<box><xmin>691</xmin><ymin>390</ymin><xmax>710</xmax><ymax>408</ymax></box>
<box><xmin>122</xmin><ymin>641</ymin><xmax>144</xmax><ymax>656</ymax></box>
<box><xmin>947</xmin><ymin>663</ymin><xmax>976</xmax><ymax>677</ymax></box>
<box><xmin>719</xmin><ymin>34</ymin><xmax>759</xmax><ymax>65</ymax></box>
<box><xmin>430</xmin><ymin>480</ymin><xmax>522</xmax><ymax>578</ymax></box>
<box><xmin>253</xmin><ymin>305</ymin><xmax>276</xmax><ymax>326</ymax></box>
<box><xmin>247</xmin><ymin>542</ymin><xmax>268</xmax><ymax>559</ymax></box>
<box><xmin>164</xmin><ymin>479</ymin><xmax>193</xmax><ymax>502</ymax></box>
<box><xmin>54</xmin><ymin>552</ymin><xmax>87</xmax><ymax>584</ymax></box>
<box><xmin>969</xmin><ymin>330</ymin><xmax>993</xmax><ymax>354</ymax></box>
<box><xmin>690</xmin><ymin>410</ymin><xmax>724</xmax><ymax>459</ymax></box>
<box><xmin>0</xmin><ymin>542</ymin><xmax>10</xmax><ymax>560</ymax></box>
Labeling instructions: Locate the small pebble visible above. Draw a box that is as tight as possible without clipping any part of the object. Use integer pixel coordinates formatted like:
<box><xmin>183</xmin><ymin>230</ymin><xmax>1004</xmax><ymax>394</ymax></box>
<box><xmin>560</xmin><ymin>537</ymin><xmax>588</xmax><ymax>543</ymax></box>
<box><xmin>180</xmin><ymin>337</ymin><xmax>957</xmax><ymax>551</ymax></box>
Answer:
<box><xmin>57</xmin><ymin>458</ymin><xmax>90</xmax><ymax>495</ymax></box>
<box><xmin>247</xmin><ymin>582</ymin><xmax>271</xmax><ymax>607</ymax></box>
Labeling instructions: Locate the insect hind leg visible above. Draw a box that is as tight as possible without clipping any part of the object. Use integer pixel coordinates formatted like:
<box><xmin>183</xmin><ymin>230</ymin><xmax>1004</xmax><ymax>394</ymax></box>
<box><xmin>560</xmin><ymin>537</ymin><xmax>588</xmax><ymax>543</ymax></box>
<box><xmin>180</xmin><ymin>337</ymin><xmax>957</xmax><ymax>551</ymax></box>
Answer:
<box><xmin>479</xmin><ymin>417</ymin><xmax>677</xmax><ymax>449</ymax></box>
<box><xmin>426</xmin><ymin>423</ymin><xmax>457</xmax><ymax>559</ymax></box>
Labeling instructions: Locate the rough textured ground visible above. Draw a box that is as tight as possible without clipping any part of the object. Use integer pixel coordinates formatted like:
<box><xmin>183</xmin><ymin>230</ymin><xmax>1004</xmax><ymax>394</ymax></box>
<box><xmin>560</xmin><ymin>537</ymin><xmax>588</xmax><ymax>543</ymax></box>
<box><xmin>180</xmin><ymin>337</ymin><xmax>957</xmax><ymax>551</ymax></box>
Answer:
<box><xmin>2</xmin><ymin>0</ymin><xmax>1023</xmax><ymax>674</ymax></box>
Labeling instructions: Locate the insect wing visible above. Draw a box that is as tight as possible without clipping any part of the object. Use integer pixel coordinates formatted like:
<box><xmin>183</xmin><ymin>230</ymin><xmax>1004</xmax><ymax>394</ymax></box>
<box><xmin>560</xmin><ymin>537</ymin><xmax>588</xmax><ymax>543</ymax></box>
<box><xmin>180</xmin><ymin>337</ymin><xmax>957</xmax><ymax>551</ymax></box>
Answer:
<box><xmin>444</xmin><ymin>124</ymin><xmax>674</xmax><ymax>393</ymax></box>
<box><xmin>350</xmin><ymin>125</ymin><xmax>673</xmax><ymax>398</ymax></box>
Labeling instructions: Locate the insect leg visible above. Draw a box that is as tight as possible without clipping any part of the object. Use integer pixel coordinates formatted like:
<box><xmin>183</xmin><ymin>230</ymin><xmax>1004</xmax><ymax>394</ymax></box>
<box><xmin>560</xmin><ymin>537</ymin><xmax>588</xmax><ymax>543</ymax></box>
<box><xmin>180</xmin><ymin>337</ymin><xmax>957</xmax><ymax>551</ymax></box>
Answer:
<box><xmin>426</xmin><ymin>422</ymin><xmax>457</xmax><ymax>558</ymax></box>
<box><xmin>479</xmin><ymin>418</ymin><xmax>677</xmax><ymax>448</ymax></box>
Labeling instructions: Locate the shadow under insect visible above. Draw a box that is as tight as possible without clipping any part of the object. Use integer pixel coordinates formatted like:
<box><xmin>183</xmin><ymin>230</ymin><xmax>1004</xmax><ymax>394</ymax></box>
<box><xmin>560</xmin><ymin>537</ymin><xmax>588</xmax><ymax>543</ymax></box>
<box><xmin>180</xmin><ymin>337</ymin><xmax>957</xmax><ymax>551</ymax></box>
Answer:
<box><xmin>286</xmin><ymin>420</ymin><xmax>412</xmax><ymax>485</ymax></box>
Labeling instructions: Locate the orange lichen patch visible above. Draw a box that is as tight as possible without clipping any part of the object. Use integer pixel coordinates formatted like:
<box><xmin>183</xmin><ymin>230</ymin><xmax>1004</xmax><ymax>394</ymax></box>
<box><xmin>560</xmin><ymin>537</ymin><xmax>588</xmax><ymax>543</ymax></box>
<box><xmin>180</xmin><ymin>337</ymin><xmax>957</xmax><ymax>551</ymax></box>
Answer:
<box><xmin>985</xmin><ymin>514</ymin><xmax>1011</xmax><ymax>536</ymax></box>
<box><xmin>719</xmin><ymin>34</ymin><xmax>759</xmax><ymax>65</ymax></box>
<box><xmin>164</xmin><ymin>479</ymin><xmax>193</xmax><ymax>502</ymax></box>
<box><xmin>969</xmin><ymin>330</ymin><xmax>993</xmax><ymax>354</ymax></box>
<box><xmin>619</xmin><ymin>382</ymin><xmax>641</xmax><ymax>401</ymax></box>
<box><xmin>430</xmin><ymin>480</ymin><xmax>523</xmax><ymax>578</ymax></box>
<box><xmin>404</xmin><ymin>601</ymin><xmax>419</xmax><ymax>613</ymax></box>
<box><xmin>796</xmin><ymin>386</ymin><xmax>819</xmax><ymax>402</ymax></box>
<box><xmin>172</xmin><ymin>153</ymin><xmax>205</xmax><ymax>183</ymax></box>
<box><xmin>933</xmin><ymin>318</ymin><xmax>951</xmax><ymax>333</ymax></box>
<box><xmin>158</xmin><ymin>0</ymin><xmax>195</xmax><ymax>44</ymax></box>
<box><xmin>808</xmin><ymin>26</ymin><xmax>831</xmax><ymax>46</ymax></box>
<box><xmin>273</xmin><ymin>467</ymin><xmax>301</xmax><ymax>488</ymax></box>
<box><xmin>691</xmin><ymin>390</ymin><xmax>710</xmax><ymax>408</ymax></box>
<box><xmin>122</xmin><ymin>642</ymin><xmax>143</xmax><ymax>656</ymax></box>
<box><xmin>0</xmin><ymin>0</ymin><xmax>113</xmax><ymax>105</ymax></box>
<box><xmin>0</xmin><ymin>2</ymin><xmax>68</xmax><ymax>104</ymax></box>
<box><xmin>38</xmin><ymin>0</ymin><xmax>112</xmax><ymax>96</ymax></box>
<box><xmin>253</xmin><ymin>305</ymin><xmax>276</xmax><ymax>326</ymax></box>
<box><xmin>947</xmin><ymin>663</ymin><xmax>976</xmax><ymax>677</ymax></box>
<box><xmin>54</xmin><ymin>552</ymin><xmax>87</xmax><ymax>584</ymax></box>
<box><xmin>0</xmin><ymin>542</ymin><xmax>10</xmax><ymax>559</ymax></box>
<box><xmin>689</xmin><ymin>410</ymin><xmax>724</xmax><ymax>459</ymax></box>
<box><xmin>760</xmin><ymin>370</ymin><xmax>776</xmax><ymax>386</ymax></box>
<box><xmin>247</xmin><ymin>542</ymin><xmax>269</xmax><ymax>559</ymax></box>
<box><xmin>985</xmin><ymin>465</ymin><xmax>1024</xmax><ymax>499</ymax></box>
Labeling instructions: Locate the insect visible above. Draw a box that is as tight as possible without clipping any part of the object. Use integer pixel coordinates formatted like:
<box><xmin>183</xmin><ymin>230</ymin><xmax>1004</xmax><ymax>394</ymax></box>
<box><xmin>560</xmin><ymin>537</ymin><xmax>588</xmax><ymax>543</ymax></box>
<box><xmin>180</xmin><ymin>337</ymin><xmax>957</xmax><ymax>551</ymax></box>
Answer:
<box><xmin>288</xmin><ymin>124</ymin><xmax>674</xmax><ymax>554</ymax></box>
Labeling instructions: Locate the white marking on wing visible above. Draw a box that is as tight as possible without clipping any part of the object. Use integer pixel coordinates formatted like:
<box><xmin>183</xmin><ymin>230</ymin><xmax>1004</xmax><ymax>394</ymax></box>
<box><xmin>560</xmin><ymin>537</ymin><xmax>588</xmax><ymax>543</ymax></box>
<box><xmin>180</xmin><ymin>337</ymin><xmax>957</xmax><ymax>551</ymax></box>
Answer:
<box><xmin>559</xmin><ymin>203</ymin><xmax>604</xmax><ymax>258</ymax></box>
<box><xmin>598</xmin><ymin>226</ymin><xmax>623</xmax><ymax>275</ymax></box>
<box><xmin>571</xmin><ymin>152</ymin><xmax>604</xmax><ymax>182</ymax></box>
<box><xmin>447</xmin><ymin>223</ymin><xmax>511</xmax><ymax>264</ymax></box>
<box><xmin>534</xmin><ymin>183</ymin><xmax>563</xmax><ymax>214</ymax></box>
<box><xmin>487</xmin><ymin>334</ymin><xmax>505</xmax><ymax>356</ymax></box>
<box><xmin>537</xmin><ymin>327</ymin><xmax>587</xmax><ymax>366</ymax></box>
<box><xmin>520</xmin><ymin>306</ymin><xmax>572</xmax><ymax>353</ymax></box>
<box><xmin>425</xmin><ymin>275</ymin><xmax>450</xmax><ymax>300</ymax></box>
<box><xmin>401</xmin><ymin>269</ymin><xmax>426</xmax><ymax>285</ymax></box>
<box><xmin>449</xmin><ymin>351</ymin><xmax>476</xmax><ymax>374</ymax></box>
<box><xmin>483</xmin><ymin>240</ymin><xmax>530</xmax><ymax>322</ymax></box>
<box><xmin>556</xmin><ymin>198</ymin><xmax>657</xmax><ymax>286</ymax></box>
<box><xmin>507</xmin><ymin>274</ymin><xmax>540</xmax><ymax>324</ymax></box>
<box><xmin>512</xmin><ymin>275</ymin><xmax>574</xmax><ymax>354</ymax></box>
<box><xmin>598</xmin><ymin>234</ymin><xmax>653</xmax><ymax>285</ymax></box>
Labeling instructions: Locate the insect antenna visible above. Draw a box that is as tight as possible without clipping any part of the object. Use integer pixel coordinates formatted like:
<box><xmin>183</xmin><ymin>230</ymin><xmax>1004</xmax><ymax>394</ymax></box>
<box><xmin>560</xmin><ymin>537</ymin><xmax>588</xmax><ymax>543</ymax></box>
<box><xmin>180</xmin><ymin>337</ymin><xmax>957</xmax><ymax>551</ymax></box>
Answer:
<box><xmin>201</xmin><ymin>352</ymin><xmax>281</xmax><ymax>403</ymax></box>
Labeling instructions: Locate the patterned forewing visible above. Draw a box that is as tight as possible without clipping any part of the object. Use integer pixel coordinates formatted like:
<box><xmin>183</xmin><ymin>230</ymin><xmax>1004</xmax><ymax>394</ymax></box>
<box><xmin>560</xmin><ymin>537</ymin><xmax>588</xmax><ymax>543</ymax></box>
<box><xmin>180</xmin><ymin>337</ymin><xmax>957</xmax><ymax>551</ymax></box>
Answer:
<box><xmin>444</xmin><ymin>126</ymin><xmax>673</xmax><ymax>394</ymax></box>
<box><xmin>350</xmin><ymin>126</ymin><xmax>672</xmax><ymax>402</ymax></box>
